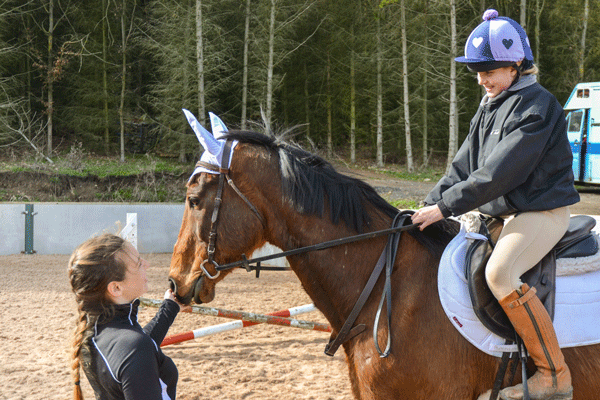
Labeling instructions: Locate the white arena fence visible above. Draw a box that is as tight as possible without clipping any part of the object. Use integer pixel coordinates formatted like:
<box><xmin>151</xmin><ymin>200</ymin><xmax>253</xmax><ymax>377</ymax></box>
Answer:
<box><xmin>0</xmin><ymin>203</ymin><xmax>292</xmax><ymax>269</ymax></box>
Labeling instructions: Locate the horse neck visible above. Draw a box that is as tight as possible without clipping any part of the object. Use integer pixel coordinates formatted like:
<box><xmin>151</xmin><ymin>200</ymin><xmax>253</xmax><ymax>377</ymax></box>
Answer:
<box><xmin>264</xmin><ymin>202</ymin><xmax>397</xmax><ymax>329</ymax></box>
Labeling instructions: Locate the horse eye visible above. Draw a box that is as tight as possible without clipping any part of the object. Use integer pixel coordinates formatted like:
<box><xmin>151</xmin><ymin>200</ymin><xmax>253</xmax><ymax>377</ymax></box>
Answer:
<box><xmin>188</xmin><ymin>196</ymin><xmax>201</xmax><ymax>208</ymax></box>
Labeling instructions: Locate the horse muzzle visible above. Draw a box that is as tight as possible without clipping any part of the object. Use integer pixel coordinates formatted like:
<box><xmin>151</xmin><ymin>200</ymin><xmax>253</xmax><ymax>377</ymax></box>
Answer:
<box><xmin>169</xmin><ymin>276</ymin><xmax>215</xmax><ymax>305</ymax></box>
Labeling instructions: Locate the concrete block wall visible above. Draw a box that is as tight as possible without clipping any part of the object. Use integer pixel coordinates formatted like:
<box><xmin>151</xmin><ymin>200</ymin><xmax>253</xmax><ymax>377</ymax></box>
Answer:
<box><xmin>0</xmin><ymin>203</ymin><xmax>184</xmax><ymax>255</ymax></box>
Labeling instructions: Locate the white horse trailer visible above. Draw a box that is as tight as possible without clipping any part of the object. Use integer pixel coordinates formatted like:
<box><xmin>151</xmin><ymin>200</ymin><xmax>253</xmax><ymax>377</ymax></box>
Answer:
<box><xmin>564</xmin><ymin>82</ymin><xmax>600</xmax><ymax>184</ymax></box>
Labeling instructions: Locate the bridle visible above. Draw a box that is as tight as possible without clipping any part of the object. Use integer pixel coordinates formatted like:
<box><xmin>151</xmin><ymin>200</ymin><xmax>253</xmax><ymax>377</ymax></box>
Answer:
<box><xmin>193</xmin><ymin>138</ymin><xmax>265</xmax><ymax>279</ymax></box>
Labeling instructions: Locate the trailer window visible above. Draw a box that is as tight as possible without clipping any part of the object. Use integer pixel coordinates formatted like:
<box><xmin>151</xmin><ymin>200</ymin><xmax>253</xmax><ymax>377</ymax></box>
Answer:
<box><xmin>576</xmin><ymin>89</ymin><xmax>590</xmax><ymax>98</ymax></box>
<box><xmin>567</xmin><ymin>110</ymin><xmax>583</xmax><ymax>132</ymax></box>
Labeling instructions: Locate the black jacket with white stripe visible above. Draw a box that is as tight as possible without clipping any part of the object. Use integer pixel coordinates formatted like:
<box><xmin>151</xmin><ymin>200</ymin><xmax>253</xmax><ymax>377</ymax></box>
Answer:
<box><xmin>82</xmin><ymin>299</ymin><xmax>180</xmax><ymax>400</ymax></box>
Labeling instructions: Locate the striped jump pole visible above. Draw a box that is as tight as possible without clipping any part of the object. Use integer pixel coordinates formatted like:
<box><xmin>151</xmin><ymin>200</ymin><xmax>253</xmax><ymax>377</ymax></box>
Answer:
<box><xmin>138</xmin><ymin>298</ymin><xmax>331</xmax><ymax>347</ymax></box>
<box><xmin>161</xmin><ymin>304</ymin><xmax>327</xmax><ymax>347</ymax></box>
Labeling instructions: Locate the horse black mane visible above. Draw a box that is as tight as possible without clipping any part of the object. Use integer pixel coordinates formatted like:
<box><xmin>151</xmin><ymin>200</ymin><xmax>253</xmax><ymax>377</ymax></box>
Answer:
<box><xmin>223</xmin><ymin>130</ymin><xmax>458</xmax><ymax>257</ymax></box>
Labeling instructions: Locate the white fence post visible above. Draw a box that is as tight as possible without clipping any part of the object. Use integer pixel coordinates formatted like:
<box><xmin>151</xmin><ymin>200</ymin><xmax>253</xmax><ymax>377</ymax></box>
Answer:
<box><xmin>120</xmin><ymin>213</ymin><xmax>138</xmax><ymax>249</ymax></box>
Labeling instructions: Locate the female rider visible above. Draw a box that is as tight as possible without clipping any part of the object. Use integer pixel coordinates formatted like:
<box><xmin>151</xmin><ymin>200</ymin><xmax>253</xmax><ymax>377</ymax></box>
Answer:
<box><xmin>411</xmin><ymin>9</ymin><xmax>579</xmax><ymax>400</ymax></box>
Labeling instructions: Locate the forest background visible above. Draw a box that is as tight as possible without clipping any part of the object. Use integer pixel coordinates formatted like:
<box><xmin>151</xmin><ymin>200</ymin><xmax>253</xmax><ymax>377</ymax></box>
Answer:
<box><xmin>0</xmin><ymin>0</ymin><xmax>597</xmax><ymax>179</ymax></box>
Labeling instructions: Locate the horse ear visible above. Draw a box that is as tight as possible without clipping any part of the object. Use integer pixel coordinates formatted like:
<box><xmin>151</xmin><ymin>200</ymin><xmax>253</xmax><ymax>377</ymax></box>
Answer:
<box><xmin>209</xmin><ymin>112</ymin><xmax>228</xmax><ymax>140</ymax></box>
<box><xmin>182</xmin><ymin>109</ymin><xmax>222</xmax><ymax>156</ymax></box>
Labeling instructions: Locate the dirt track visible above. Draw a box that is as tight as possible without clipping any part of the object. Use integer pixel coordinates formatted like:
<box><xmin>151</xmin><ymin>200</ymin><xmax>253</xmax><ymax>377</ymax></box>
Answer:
<box><xmin>0</xmin><ymin>253</ymin><xmax>352</xmax><ymax>400</ymax></box>
<box><xmin>337</xmin><ymin>165</ymin><xmax>600</xmax><ymax>216</ymax></box>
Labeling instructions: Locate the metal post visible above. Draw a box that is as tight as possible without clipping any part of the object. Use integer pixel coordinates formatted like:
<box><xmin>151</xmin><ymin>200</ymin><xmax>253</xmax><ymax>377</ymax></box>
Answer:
<box><xmin>22</xmin><ymin>204</ymin><xmax>37</xmax><ymax>254</ymax></box>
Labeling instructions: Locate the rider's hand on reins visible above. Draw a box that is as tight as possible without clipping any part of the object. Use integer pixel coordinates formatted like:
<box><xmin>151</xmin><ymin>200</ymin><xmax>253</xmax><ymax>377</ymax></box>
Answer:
<box><xmin>411</xmin><ymin>205</ymin><xmax>444</xmax><ymax>231</ymax></box>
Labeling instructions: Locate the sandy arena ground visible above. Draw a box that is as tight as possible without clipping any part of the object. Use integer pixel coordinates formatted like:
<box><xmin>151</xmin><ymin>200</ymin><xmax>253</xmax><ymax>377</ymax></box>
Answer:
<box><xmin>2</xmin><ymin>167</ymin><xmax>598</xmax><ymax>399</ymax></box>
<box><xmin>0</xmin><ymin>253</ymin><xmax>353</xmax><ymax>400</ymax></box>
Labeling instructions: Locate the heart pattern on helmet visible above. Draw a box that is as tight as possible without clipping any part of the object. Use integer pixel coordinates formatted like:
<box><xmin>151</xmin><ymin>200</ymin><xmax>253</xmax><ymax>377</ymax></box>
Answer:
<box><xmin>473</xmin><ymin>37</ymin><xmax>484</xmax><ymax>48</ymax></box>
<box><xmin>502</xmin><ymin>38</ymin><xmax>513</xmax><ymax>49</ymax></box>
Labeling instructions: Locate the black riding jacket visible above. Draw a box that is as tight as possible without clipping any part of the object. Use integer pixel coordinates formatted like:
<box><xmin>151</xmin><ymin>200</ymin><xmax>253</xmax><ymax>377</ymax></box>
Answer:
<box><xmin>425</xmin><ymin>75</ymin><xmax>579</xmax><ymax>217</ymax></box>
<box><xmin>82</xmin><ymin>299</ymin><xmax>180</xmax><ymax>400</ymax></box>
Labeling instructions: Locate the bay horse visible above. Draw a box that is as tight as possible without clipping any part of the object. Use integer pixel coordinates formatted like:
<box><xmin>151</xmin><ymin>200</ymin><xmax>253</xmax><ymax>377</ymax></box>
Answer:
<box><xmin>168</xmin><ymin>129</ymin><xmax>600</xmax><ymax>399</ymax></box>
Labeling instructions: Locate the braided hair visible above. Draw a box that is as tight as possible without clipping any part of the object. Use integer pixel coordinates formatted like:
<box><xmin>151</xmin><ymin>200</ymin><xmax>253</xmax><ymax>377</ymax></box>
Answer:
<box><xmin>67</xmin><ymin>234</ymin><xmax>128</xmax><ymax>400</ymax></box>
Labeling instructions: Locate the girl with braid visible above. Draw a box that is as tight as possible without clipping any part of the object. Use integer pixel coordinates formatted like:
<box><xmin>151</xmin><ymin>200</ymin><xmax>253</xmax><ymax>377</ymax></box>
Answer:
<box><xmin>68</xmin><ymin>233</ymin><xmax>187</xmax><ymax>400</ymax></box>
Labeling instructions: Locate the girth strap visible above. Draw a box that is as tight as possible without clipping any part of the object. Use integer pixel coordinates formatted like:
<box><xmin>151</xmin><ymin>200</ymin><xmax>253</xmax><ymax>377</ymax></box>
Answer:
<box><xmin>489</xmin><ymin>340</ymin><xmax>520</xmax><ymax>400</ymax></box>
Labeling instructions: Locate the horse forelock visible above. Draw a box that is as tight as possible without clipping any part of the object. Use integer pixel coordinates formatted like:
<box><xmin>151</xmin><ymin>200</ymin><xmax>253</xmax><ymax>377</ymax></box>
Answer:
<box><xmin>221</xmin><ymin>130</ymin><xmax>458</xmax><ymax>256</ymax></box>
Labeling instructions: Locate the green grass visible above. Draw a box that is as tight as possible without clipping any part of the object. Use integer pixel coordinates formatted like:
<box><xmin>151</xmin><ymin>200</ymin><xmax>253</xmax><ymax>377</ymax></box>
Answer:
<box><xmin>389</xmin><ymin>199</ymin><xmax>421</xmax><ymax>210</ymax></box>
<box><xmin>379</xmin><ymin>167</ymin><xmax>443</xmax><ymax>183</ymax></box>
<box><xmin>0</xmin><ymin>155</ymin><xmax>187</xmax><ymax>178</ymax></box>
<box><xmin>1</xmin><ymin>164</ymin><xmax>28</xmax><ymax>173</ymax></box>
<box><xmin>1</xmin><ymin>151</ymin><xmax>441</xmax><ymax>205</ymax></box>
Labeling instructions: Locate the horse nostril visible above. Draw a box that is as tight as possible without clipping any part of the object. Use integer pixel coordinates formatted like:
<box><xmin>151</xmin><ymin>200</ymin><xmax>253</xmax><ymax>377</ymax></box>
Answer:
<box><xmin>168</xmin><ymin>278</ymin><xmax>177</xmax><ymax>294</ymax></box>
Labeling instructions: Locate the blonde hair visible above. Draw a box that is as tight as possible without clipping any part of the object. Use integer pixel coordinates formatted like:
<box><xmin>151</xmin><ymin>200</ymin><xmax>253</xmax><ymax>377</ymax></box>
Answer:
<box><xmin>67</xmin><ymin>234</ymin><xmax>127</xmax><ymax>400</ymax></box>
<box><xmin>522</xmin><ymin>63</ymin><xmax>539</xmax><ymax>76</ymax></box>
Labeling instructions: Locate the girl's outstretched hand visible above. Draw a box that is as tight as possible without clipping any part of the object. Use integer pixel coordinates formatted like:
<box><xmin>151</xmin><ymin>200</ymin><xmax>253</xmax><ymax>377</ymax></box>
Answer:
<box><xmin>164</xmin><ymin>289</ymin><xmax>191</xmax><ymax>312</ymax></box>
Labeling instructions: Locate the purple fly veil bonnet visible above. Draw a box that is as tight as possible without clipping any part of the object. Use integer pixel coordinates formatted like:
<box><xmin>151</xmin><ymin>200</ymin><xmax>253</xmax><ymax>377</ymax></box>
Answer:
<box><xmin>182</xmin><ymin>109</ymin><xmax>238</xmax><ymax>182</ymax></box>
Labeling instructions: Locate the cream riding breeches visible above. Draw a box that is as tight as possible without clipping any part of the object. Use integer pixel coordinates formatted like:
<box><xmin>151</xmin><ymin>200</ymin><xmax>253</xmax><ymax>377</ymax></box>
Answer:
<box><xmin>485</xmin><ymin>206</ymin><xmax>570</xmax><ymax>299</ymax></box>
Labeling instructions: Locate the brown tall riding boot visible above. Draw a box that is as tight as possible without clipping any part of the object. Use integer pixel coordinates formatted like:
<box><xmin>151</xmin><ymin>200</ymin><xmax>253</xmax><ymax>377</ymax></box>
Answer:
<box><xmin>498</xmin><ymin>284</ymin><xmax>573</xmax><ymax>400</ymax></box>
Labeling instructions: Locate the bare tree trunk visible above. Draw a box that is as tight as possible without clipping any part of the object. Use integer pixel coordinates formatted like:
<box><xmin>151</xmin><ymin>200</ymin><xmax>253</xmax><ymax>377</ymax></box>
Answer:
<box><xmin>47</xmin><ymin>0</ymin><xmax>54</xmax><ymax>156</ymax></box>
<box><xmin>180</xmin><ymin>0</ymin><xmax>192</xmax><ymax>162</ymax></box>
<box><xmin>350</xmin><ymin>43</ymin><xmax>356</xmax><ymax>164</ymax></box>
<box><xmin>579</xmin><ymin>0</ymin><xmax>589</xmax><ymax>81</ymax></box>
<box><xmin>376</xmin><ymin>10</ymin><xmax>383</xmax><ymax>168</ymax></box>
<box><xmin>350</xmin><ymin>0</ymin><xmax>360</xmax><ymax>165</ymax></box>
<box><xmin>446</xmin><ymin>0</ymin><xmax>458</xmax><ymax>174</ymax></box>
<box><xmin>119</xmin><ymin>1</ymin><xmax>127</xmax><ymax>162</ymax></box>
<box><xmin>535</xmin><ymin>0</ymin><xmax>544</xmax><ymax>72</ymax></box>
<box><xmin>26</xmin><ymin>10</ymin><xmax>32</xmax><ymax>140</ymax></box>
<box><xmin>400</xmin><ymin>0</ymin><xmax>413</xmax><ymax>172</ymax></box>
<box><xmin>265</xmin><ymin>0</ymin><xmax>276</xmax><ymax>133</ymax></box>
<box><xmin>283</xmin><ymin>80</ymin><xmax>289</xmax><ymax>127</ymax></box>
<box><xmin>102</xmin><ymin>0</ymin><xmax>109</xmax><ymax>154</ymax></box>
<box><xmin>422</xmin><ymin>0</ymin><xmax>429</xmax><ymax>167</ymax></box>
<box><xmin>118</xmin><ymin>1</ymin><xmax>137</xmax><ymax>162</ymax></box>
<box><xmin>304</xmin><ymin>63</ymin><xmax>310</xmax><ymax>139</ymax></box>
<box><xmin>196</xmin><ymin>0</ymin><xmax>205</xmax><ymax>131</ymax></box>
<box><xmin>326</xmin><ymin>50</ymin><xmax>332</xmax><ymax>158</ymax></box>
<box><xmin>241</xmin><ymin>0</ymin><xmax>251</xmax><ymax>130</ymax></box>
<box><xmin>520</xmin><ymin>0</ymin><xmax>527</xmax><ymax>29</ymax></box>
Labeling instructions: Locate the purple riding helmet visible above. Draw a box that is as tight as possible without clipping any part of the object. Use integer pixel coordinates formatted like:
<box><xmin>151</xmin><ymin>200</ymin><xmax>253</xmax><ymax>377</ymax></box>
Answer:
<box><xmin>455</xmin><ymin>9</ymin><xmax>534</xmax><ymax>73</ymax></box>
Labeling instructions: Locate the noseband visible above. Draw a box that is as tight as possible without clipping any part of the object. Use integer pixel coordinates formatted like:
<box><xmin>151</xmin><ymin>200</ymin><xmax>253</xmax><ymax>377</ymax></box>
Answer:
<box><xmin>195</xmin><ymin>139</ymin><xmax>265</xmax><ymax>279</ymax></box>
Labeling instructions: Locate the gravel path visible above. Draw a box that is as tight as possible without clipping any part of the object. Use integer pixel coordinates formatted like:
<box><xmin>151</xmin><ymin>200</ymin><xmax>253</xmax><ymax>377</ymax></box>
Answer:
<box><xmin>336</xmin><ymin>164</ymin><xmax>600</xmax><ymax>216</ymax></box>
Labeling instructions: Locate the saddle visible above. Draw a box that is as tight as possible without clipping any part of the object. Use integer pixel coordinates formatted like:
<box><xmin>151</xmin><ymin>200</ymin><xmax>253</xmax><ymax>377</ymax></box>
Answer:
<box><xmin>466</xmin><ymin>214</ymin><xmax>599</xmax><ymax>341</ymax></box>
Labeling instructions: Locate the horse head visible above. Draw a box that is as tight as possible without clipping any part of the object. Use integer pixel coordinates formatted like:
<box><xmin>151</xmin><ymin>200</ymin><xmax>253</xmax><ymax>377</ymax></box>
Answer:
<box><xmin>168</xmin><ymin>111</ymin><xmax>269</xmax><ymax>304</ymax></box>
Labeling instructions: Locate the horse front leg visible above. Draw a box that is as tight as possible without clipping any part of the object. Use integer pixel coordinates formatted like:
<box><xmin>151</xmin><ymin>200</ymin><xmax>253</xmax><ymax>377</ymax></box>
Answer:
<box><xmin>344</xmin><ymin>351</ymin><xmax>364</xmax><ymax>400</ymax></box>
<box><xmin>343</xmin><ymin>341</ymin><xmax>398</xmax><ymax>400</ymax></box>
